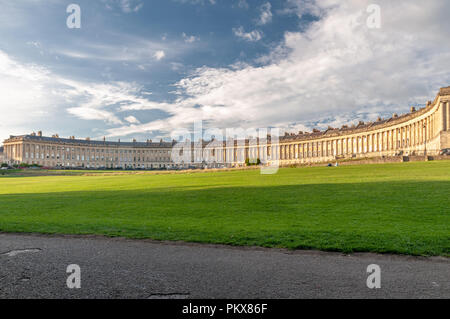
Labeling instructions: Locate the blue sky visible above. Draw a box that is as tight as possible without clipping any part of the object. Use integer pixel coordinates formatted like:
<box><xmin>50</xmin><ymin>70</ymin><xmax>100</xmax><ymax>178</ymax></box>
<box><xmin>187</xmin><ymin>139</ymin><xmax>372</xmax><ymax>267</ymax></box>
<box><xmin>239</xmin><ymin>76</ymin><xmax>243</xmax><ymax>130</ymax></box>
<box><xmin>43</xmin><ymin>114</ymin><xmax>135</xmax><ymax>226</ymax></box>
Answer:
<box><xmin>1</xmin><ymin>0</ymin><xmax>450</xmax><ymax>142</ymax></box>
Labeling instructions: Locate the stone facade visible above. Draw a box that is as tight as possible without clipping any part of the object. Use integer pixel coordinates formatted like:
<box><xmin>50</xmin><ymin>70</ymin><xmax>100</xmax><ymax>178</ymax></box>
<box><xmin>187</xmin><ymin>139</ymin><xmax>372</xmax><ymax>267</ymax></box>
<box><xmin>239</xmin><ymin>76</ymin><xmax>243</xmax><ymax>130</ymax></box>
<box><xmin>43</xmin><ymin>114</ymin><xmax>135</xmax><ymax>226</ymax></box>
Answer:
<box><xmin>2</xmin><ymin>134</ymin><xmax>176</xmax><ymax>169</ymax></box>
<box><xmin>3</xmin><ymin>87</ymin><xmax>450</xmax><ymax>169</ymax></box>
<box><xmin>204</xmin><ymin>86</ymin><xmax>450</xmax><ymax>167</ymax></box>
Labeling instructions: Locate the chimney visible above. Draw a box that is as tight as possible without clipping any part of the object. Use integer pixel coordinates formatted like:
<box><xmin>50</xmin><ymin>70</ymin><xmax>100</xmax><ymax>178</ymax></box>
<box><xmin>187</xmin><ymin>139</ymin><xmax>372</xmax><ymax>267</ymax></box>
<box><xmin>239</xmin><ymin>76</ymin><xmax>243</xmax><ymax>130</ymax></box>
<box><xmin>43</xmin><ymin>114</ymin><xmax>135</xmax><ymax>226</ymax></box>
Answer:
<box><xmin>133</xmin><ymin>138</ymin><xmax>136</xmax><ymax>143</ymax></box>
<box><xmin>410</xmin><ymin>106</ymin><xmax>416</xmax><ymax>112</ymax></box>
<box><xmin>37</xmin><ymin>131</ymin><xmax>42</xmax><ymax>137</ymax></box>
<box><xmin>393</xmin><ymin>113</ymin><xmax>398</xmax><ymax>118</ymax></box>
<box><xmin>103</xmin><ymin>137</ymin><xmax>106</xmax><ymax>142</ymax></box>
<box><xmin>86</xmin><ymin>137</ymin><xmax>90</xmax><ymax>141</ymax></box>
<box><xmin>377</xmin><ymin>117</ymin><xmax>382</xmax><ymax>122</ymax></box>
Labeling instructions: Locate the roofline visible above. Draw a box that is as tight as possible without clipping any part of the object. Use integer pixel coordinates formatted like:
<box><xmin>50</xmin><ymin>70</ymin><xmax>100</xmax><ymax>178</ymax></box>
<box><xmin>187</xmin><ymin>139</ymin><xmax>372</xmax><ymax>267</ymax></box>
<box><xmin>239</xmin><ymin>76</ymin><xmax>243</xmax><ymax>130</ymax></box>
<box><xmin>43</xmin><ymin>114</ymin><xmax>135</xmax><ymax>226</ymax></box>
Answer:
<box><xmin>3</xmin><ymin>135</ymin><xmax>175</xmax><ymax>148</ymax></box>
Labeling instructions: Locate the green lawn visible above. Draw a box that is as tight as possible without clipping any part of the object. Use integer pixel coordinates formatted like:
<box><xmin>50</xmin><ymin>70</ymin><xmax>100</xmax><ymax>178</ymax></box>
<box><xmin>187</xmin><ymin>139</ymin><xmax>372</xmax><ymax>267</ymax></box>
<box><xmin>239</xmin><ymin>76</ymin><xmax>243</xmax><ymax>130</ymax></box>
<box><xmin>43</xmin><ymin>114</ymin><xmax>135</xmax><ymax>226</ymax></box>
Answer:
<box><xmin>0</xmin><ymin>161</ymin><xmax>449</xmax><ymax>256</ymax></box>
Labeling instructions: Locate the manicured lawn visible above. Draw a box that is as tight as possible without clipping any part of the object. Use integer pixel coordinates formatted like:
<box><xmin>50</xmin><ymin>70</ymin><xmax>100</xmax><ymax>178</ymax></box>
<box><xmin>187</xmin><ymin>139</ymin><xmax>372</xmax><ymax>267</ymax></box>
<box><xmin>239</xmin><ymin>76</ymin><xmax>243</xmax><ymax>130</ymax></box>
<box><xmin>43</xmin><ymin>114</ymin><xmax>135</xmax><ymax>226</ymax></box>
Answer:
<box><xmin>0</xmin><ymin>161</ymin><xmax>449</xmax><ymax>256</ymax></box>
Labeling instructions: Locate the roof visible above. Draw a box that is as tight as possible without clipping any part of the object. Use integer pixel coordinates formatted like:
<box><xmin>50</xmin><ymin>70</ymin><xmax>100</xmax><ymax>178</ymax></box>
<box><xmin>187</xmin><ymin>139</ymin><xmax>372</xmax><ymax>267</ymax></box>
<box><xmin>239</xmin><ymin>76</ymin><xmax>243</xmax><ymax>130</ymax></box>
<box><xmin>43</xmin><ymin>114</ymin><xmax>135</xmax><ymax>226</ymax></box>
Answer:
<box><xmin>4</xmin><ymin>135</ymin><xmax>174</xmax><ymax>148</ymax></box>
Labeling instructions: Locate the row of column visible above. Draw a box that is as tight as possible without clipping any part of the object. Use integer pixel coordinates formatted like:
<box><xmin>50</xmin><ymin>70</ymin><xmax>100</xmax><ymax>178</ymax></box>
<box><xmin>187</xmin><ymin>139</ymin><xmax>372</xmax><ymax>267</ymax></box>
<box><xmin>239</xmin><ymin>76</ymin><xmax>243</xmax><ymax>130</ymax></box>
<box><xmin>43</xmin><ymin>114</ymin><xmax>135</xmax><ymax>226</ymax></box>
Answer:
<box><xmin>278</xmin><ymin>110</ymin><xmax>444</xmax><ymax>161</ymax></box>
<box><xmin>199</xmin><ymin>103</ymin><xmax>446</xmax><ymax>163</ymax></box>
<box><xmin>3</xmin><ymin>143</ymin><xmax>22</xmax><ymax>163</ymax></box>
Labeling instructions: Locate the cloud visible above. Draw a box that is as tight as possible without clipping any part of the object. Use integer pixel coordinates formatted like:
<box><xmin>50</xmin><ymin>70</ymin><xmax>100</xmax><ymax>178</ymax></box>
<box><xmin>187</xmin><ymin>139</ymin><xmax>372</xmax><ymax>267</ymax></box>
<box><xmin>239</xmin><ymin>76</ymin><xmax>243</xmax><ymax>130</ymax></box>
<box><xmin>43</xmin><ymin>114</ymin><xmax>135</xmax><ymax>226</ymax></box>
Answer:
<box><xmin>257</xmin><ymin>2</ymin><xmax>272</xmax><ymax>25</ymax></box>
<box><xmin>103</xmin><ymin>0</ymin><xmax>144</xmax><ymax>13</ymax></box>
<box><xmin>233</xmin><ymin>26</ymin><xmax>263</xmax><ymax>42</ymax></box>
<box><xmin>104</xmin><ymin>0</ymin><xmax>450</xmax><ymax>139</ymax></box>
<box><xmin>182</xmin><ymin>33</ymin><xmax>198</xmax><ymax>43</ymax></box>
<box><xmin>67</xmin><ymin>107</ymin><xmax>122</xmax><ymax>125</ymax></box>
<box><xmin>0</xmin><ymin>49</ymin><xmax>161</xmax><ymax>140</ymax></box>
<box><xmin>236</xmin><ymin>0</ymin><xmax>249</xmax><ymax>9</ymax></box>
<box><xmin>62</xmin><ymin>80</ymin><xmax>145</xmax><ymax>125</ymax></box>
<box><xmin>172</xmin><ymin>0</ymin><xmax>216</xmax><ymax>5</ymax></box>
<box><xmin>153</xmin><ymin>50</ymin><xmax>166</xmax><ymax>61</ymax></box>
<box><xmin>54</xmin><ymin>37</ymin><xmax>172</xmax><ymax>63</ymax></box>
<box><xmin>124</xmin><ymin>115</ymin><xmax>140</xmax><ymax>124</ymax></box>
<box><xmin>0</xmin><ymin>50</ymin><xmax>56</xmax><ymax>139</ymax></box>
<box><xmin>171</xmin><ymin>62</ymin><xmax>184</xmax><ymax>71</ymax></box>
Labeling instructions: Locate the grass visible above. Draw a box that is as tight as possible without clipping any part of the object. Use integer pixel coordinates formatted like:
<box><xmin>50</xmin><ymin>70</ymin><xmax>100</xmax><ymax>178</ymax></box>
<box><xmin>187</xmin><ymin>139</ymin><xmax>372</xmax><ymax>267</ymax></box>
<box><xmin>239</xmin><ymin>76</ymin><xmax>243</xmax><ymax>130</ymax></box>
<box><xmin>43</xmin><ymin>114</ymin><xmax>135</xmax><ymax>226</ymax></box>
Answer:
<box><xmin>0</xmin><ymin>161</ymin><xmax>449</xmax><ymax>256</ymax></box>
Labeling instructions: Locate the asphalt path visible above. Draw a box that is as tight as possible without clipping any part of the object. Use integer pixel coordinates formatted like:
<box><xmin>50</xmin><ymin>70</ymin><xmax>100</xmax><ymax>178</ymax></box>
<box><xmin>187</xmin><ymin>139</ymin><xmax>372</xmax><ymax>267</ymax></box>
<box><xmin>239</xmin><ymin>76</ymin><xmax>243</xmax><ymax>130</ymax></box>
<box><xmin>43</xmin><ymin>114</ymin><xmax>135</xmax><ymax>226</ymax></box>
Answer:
<box><xmin>0</xmin><ymin>233</ymin><xmax>448</xmax><ymax>299</ymax></box>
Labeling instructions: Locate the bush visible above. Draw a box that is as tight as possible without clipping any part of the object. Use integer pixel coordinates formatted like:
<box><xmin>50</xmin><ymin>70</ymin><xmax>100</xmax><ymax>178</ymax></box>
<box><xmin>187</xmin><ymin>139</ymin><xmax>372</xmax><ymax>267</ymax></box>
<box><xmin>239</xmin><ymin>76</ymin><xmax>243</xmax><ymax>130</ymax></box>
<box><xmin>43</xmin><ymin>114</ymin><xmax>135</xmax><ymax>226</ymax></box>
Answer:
<box><xmin>245</xmin><ymin>158</ymin><xmax>261</xmax><ymax>166</ymax></box>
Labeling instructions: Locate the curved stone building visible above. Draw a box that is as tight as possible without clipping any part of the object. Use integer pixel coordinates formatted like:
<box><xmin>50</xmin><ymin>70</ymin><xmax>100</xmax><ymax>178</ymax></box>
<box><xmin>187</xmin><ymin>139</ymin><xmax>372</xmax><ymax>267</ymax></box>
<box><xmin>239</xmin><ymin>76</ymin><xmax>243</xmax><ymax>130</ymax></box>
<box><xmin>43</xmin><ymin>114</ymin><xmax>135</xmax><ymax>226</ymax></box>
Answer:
<box><xmin>2</xmin><ymin>86</ymin><xmax>450</xmax><ymax>169</ymax></box>
<box><xmin>202</xmin><ymin>86</ymin><xmax>450</xmax><ymax>167</ymax></box>
<box><xmin>268</xmin><ymin>86</ymin><xmax>450</xmax><ymax>166</ymax></box>
<box><xmin>2</xmin><ymin>133</ymin><xmax>175</xmax><ymax>169</ymax></box>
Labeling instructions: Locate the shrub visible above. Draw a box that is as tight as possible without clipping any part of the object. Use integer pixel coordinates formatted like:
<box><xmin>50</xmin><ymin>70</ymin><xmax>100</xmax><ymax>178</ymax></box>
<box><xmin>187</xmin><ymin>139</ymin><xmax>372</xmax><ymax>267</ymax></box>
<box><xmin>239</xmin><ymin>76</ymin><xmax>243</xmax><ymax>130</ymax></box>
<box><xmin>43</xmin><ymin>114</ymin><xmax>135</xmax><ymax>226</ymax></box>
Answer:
<box><xmin>245</xmin><ymin>158</ymin><xmax>261</xmax><ymax>166</ymax></box>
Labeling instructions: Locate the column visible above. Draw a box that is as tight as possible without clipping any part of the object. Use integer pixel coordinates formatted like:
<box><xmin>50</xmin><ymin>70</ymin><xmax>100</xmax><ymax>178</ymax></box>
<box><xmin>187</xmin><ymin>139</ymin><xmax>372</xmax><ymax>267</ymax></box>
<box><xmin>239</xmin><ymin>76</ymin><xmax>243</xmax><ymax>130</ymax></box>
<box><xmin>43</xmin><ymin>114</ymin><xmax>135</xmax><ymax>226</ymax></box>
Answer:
<box><xmin>394</xmin><ymin>129</ymin><xmax>397</xmax><ymax>150</ymax></box>
<box><xmin>447</xmin><ymin>102</ymin><xmax>450</xmax><ymax>131</ymax></box>
<box><xmin>441</xmin><ymin>102</ymin><xmax>447</xmax><ymax>131</ymax></box>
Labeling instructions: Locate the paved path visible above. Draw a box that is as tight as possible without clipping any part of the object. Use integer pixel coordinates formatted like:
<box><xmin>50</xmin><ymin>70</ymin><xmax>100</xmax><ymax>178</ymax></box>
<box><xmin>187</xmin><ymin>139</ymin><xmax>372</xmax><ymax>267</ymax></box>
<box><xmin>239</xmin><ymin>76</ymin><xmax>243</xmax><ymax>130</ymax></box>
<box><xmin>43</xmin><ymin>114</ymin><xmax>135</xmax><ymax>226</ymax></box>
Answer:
<box><xmin>0</xmin><ymin>233</ymin><xmax>448</xmax><ymax>298</ymax></box>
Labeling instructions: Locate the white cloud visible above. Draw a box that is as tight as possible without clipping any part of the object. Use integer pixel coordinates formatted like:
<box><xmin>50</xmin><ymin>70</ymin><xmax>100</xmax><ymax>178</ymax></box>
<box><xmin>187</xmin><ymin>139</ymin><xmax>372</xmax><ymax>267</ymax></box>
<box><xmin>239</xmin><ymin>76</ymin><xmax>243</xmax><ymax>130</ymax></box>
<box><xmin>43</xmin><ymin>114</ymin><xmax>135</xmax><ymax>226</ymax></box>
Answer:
<box><xmin>171</xmin><ymin>62</ymin><xmax>184</xmax><ymax>71</ymax></box>
<box><xmin>103</xmin><ymin>0</ymin><xmax>144</xmax><ymax>13</ymax></box>
<box><xmin>124</xmin><ymin>115</ymin><xmax>140</xmax><ymax>124</ymax></box>
<box><xmin>62</xmin><ymin>80</ymin><xmax>144</xmax><ymax>125</ymax></box>
<box><xmin>257</xmin><ymin>2</ymin><xmax>272</xmax><ymax>25</ymax></box>
<box><xmin>153</xmin><ymin>50</ymin><xmax>166</xmax><ymax>61</ymax></box>
<box><xmin>0</xmin><ymin>50</ymin><xmax>60</xmax><ymax>139</ymax></box>
<box><xmin>233</xmin><ymin>26</ymin><xmax>263</xmax><ymax>42</ymax></box>
<box><xmin>236</xmin><ymin>0</ymin><xmax>249</xmax><ymax>9</ymax></box>
<box><xmin>55</xmin><ymin>37</ymin><xmax>171</xmax><ymax>63</ymax></box>
<box><xmin>0</xmin><ymin>50</ymin><xmax>158</xmax><ymax>140</ymax></box>
<box><xmin>104</xmin><ymin>0</ymin><xmax>450</xmax><ymax>138</ymax></box>
<box><xmin>174</xmin><ymin>0</ymin><xmax>216</xmax><ymax>5</ymax></box>
<box><xmin>182</xmin><ymin>32</ymin><xmax>198</xmax><ymax>43</ymax></box>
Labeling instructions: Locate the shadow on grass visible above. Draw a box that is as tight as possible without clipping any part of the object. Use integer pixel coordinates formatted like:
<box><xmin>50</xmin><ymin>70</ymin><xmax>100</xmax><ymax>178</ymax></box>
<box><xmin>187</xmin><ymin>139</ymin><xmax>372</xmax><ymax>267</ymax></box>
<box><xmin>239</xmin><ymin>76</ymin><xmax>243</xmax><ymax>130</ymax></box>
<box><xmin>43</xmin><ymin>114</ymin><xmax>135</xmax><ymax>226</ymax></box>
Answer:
<box><xmin>0</xmin><ymin>181</ymin><xmax>449</xmax><ymax>256</ymax></box>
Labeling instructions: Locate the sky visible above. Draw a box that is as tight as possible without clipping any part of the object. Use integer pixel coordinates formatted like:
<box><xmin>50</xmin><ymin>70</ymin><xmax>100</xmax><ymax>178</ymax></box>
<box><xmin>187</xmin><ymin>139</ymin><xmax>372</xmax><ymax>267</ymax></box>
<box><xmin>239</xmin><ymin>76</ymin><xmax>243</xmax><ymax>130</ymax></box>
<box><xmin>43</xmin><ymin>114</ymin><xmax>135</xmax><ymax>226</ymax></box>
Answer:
<box><xmin>1</xmin><ymin>0</ymin><xmax>450</xmax><ymax>143</ymax></box>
